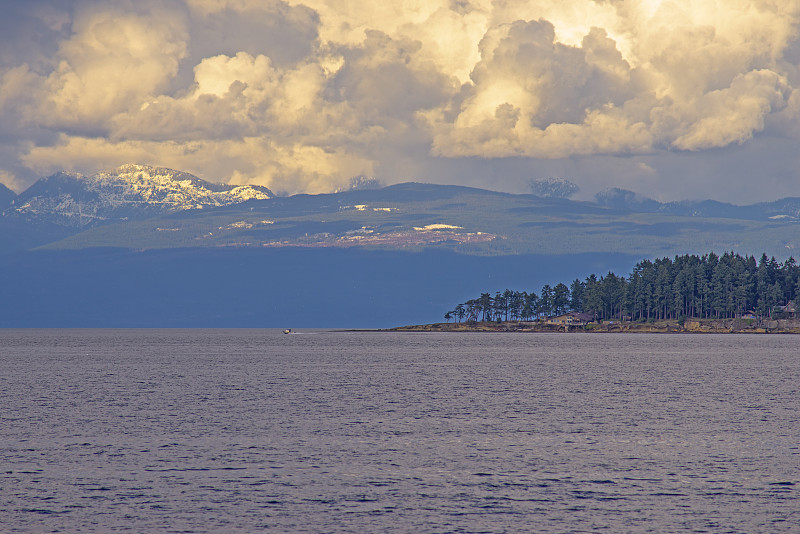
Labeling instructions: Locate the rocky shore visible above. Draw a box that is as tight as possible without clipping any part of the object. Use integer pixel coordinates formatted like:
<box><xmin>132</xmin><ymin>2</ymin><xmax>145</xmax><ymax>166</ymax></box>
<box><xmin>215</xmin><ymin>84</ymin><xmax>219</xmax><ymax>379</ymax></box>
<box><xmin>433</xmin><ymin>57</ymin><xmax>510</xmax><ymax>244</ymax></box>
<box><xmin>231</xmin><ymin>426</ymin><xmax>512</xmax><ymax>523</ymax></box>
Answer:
<box><xmin>391</xmin><ymin>318</ymin><xmax>800</xmax><ymax>334</ymax></box>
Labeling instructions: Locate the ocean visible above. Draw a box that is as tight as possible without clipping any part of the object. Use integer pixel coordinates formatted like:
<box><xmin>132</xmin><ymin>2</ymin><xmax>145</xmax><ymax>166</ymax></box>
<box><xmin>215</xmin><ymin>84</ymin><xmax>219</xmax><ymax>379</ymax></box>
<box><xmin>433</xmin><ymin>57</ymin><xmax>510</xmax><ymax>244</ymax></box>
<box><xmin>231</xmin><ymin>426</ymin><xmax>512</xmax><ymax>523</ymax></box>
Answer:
<box><xmin>1</xmin><ymin>329</ymin><xmax>797</xmax><ymax>532</ymax></box>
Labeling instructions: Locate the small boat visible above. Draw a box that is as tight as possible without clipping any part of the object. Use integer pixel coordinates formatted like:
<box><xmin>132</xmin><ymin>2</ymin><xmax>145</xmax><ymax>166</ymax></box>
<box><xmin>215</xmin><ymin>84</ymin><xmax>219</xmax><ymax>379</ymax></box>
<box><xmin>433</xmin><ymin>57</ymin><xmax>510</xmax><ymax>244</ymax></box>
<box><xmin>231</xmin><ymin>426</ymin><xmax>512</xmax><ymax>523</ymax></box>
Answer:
<box><xmin>283</xmin><ymin>329</ymin><xmax>292</xmax><ymax>334</ymax></box>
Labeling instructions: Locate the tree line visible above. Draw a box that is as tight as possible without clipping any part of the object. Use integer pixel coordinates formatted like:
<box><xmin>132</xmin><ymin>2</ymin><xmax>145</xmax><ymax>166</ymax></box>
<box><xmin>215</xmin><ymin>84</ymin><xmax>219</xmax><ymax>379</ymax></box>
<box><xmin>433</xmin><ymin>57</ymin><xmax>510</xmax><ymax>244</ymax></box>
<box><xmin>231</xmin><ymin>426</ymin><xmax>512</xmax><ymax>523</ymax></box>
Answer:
<box><xmin>445</xmin><ymin>252</ymin><xmax>800</xmax><ymax>323</ymax></box>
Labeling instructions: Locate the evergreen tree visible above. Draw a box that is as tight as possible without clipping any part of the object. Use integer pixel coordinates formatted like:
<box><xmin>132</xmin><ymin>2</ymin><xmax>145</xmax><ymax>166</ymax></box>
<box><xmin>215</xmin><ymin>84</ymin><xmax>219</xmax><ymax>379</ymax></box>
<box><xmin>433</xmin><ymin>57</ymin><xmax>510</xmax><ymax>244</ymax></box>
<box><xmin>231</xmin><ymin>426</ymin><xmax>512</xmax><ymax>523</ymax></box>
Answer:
<box><xmin>569</xmin><ymin>279</ymin><xmax>584</xmax><ymax>312</ymax></box>
<box><xmin>478</xmin><ymin>293</ymin><xmax>493</xmax><ymax>322</ymax></box>
<box><xmin>553</xmin><ymin>283</ymin><xmax>570</xmax><ymax>315</ymax></box>
<box><xmin>524</xmin><ymin>291</ymin><xmax>539</xmax><ymax>320</ymax></box>
<box><xmin>446</xmin><ymin>251</ymin><xmax>799</xmax><ymax>325</ymax></box>
<box><xmin>454</xmin><ymin>303</ymin><xmax>465</xmax><ymax>323</ymax></box>
<box><xmin>539</xmin><ymin>285</ymin><xmax>553</xmax><ymax>317</ymax></box>
<box><xmin>583</xmin><ymin>274</ymin><xmax>602</xmax><ymax>320</ymax></box>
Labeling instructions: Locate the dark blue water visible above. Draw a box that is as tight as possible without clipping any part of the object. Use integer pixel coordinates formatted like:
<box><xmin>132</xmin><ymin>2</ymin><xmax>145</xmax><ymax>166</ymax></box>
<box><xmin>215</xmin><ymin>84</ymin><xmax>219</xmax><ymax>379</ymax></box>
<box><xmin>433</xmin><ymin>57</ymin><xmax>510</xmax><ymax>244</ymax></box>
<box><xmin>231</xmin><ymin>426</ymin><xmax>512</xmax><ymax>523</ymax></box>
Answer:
<box><xmin>1</xmin><ymin>330</ymin><xmax>798</xmax><ymax>532</ymax></box>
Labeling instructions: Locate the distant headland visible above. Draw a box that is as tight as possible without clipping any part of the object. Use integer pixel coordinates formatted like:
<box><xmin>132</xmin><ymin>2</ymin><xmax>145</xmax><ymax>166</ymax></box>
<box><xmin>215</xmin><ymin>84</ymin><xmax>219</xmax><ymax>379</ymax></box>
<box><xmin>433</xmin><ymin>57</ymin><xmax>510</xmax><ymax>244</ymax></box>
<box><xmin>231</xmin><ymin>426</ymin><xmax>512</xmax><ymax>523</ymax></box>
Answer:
<box><xmin>403</xmin><ymin>251</ymin><xmax>800</xmax><ymax>334</ymax></box>
<box><xmin>391</xmin><ymin>317</ymin><xmax>800</xmax><ymax>334</ymax></box>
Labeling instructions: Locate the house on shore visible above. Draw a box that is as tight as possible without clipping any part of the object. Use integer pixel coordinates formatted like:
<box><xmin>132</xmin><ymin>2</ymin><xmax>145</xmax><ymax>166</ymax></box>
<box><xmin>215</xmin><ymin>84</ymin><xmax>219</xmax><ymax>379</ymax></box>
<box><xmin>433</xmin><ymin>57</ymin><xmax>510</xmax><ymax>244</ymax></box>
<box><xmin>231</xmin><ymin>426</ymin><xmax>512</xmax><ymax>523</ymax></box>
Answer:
<box><xmin>773</xmin><ymin>301</ymin><xmax>797</xmax><ymax>319</ymax></box>
<box><xmin>545</xmin><ymin>312</ymin><xmax>593</xmax><ymax>326</ymax></box>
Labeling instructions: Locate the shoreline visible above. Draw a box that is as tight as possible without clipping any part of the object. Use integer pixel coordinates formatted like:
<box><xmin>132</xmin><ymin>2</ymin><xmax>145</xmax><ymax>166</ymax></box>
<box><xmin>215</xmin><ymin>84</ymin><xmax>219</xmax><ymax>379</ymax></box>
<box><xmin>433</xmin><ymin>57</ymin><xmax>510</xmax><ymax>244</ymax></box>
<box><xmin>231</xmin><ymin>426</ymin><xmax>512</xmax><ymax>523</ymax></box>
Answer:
<box><xmin>389</xmin><ymin>318</ymin><xmax>800</xmax><ymax>334</ymax></box>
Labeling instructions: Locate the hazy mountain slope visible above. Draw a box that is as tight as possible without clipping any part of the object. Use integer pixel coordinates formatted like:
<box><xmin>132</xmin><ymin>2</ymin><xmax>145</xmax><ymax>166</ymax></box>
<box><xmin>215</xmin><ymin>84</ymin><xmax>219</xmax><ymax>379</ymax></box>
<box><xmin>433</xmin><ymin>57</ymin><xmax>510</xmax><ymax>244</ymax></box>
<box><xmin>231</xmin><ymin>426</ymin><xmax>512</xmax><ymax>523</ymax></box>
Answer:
<box><xmin>758</xmin><ymin>197</ymin><xmax>800</xmax><ymax>220</ymax></box>
<box><xmin>3</xmin><ymin>172</ymin><xmax>800</xmax><ymax>259</ymax></box>
<box><xmin>595</xmin><ymin>187</ymin><xmax>800</xmax><ymax>220</ymax></box>
<box><xmin>0</xmin><ymin>183</ymin><xmax>15</xmax><ymax>209</ymax></box>
<box><xmin>0</xmin><ymin>217</ymin><xmax>75</xmax><ymax>256</ymax></box>
<box><xmin>38</xmin><ymin>182</ymin><xmax>800</xmax><ymax>260</ymax></box>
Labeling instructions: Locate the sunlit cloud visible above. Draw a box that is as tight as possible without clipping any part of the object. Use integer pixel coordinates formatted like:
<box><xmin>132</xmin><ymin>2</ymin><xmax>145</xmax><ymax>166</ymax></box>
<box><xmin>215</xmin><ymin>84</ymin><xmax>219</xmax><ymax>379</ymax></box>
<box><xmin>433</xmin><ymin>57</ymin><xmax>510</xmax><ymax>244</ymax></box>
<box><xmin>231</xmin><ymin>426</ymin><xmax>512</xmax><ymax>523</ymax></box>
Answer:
<box><xmin>1</xmin><ymin>0</ymin><xmax>799</xmax><ymax>201</ymax></box>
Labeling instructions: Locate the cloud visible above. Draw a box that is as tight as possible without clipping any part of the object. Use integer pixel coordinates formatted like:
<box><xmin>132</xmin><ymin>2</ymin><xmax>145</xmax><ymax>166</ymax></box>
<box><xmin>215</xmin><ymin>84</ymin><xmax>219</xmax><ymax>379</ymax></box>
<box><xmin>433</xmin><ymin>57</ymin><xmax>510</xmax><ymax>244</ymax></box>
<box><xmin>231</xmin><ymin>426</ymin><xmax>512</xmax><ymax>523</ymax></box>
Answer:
<box><xmin>185</xmin><ymin>0</ymin><xmax>319</xmax><ymax>67</ymax></box>
<box><xmin>1</xmin><ymin>0</ymin><xmax>800</xmax><ymax>202</ymax></box>
<box><xmin>670</xmin><ymin>69</ymin><xmax>791</xmax><ymax>150</ymax></box>
<box><xmin>428</xmin><ymin>3</ymin><xmax>798</xmax><ymax>159</ymax></box>
<box><xmin>327</xmin><ymin>30</ymin><xmax>456</xmax><ymax>121</ymax></box>
<box><xmin>41</xmin><ymin>5</ymin><xmax>188</xmax><ymax>133</ymax></box>
<box><xmin>106</xmin><ymin>27</ymin><xmax>453</xmax><ymax>192</ymax></box>
<box><xmin>0</xmin><ymin>1</ymin><xmax>71</xmax><ymax>71</ymax></box>
<box><xmin>427</xmin><ymin>20</ymin><xmax>653</xmax><ymax>158</ymax></box>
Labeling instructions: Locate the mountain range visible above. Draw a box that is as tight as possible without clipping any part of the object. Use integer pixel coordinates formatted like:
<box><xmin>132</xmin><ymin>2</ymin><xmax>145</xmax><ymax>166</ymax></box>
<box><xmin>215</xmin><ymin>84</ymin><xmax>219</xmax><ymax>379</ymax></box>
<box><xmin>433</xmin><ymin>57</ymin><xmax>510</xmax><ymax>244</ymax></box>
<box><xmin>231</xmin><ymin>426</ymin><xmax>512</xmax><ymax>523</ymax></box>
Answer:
<box><xmin>2</xmin><ymin>164</ymin><xmax>799</xmax><ymax>327</ymax></box>
<box><xmin>594</xmin><ymin>187</ymin><xmax>800</xmax><ymax>220</ymax></box>
<box><xmin>3</xmin><ymin>165</ymin><xmax>799</xmax><ymax>258</ymax></box>
<box><xmin>4</xmin><ymin>164</ymin><xmax>273</xmax><ymax>228</ymax></box>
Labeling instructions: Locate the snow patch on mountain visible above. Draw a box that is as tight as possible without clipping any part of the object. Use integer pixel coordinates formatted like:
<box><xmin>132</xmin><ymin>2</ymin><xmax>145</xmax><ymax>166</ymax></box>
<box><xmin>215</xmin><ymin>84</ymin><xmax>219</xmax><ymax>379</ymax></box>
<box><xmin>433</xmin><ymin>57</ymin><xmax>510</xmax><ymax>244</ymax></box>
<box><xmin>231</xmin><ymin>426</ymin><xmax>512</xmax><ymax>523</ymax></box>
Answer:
<box><xmin>341</xmin><ymin>204</ymin><xmax>397</xmax><ymax>212</ymax></box>
<box><xmin>86</xmin><ymin>164</ymin><xmax>273</xmax><ymax>209</ymax></box>
<box><xmin>413</xmin><ymin>224</ymin><xmax>463</xmax><ymax>231</ymax></box>
<box><xmin>529</xmin><ymin>177</ymin><xmax>579</xmax><ymax>199</ymax></box>
<box><xmin>8</xmin><ymin>164</ymin><xmax>274</xmax><ymax>227</ymax></box>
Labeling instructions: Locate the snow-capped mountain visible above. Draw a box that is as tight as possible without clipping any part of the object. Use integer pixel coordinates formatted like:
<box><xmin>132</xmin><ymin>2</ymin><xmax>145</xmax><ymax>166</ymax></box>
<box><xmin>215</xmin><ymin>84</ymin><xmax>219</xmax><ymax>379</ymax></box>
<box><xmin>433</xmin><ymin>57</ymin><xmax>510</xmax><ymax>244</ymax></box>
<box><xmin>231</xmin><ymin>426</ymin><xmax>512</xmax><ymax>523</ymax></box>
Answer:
<box><xmin>528</xmin><ymin>177</ymin><xmax>579</xmax><ymax>199</ymax></box>
<box><xmin>7</xmin><ymin>164</ymin><xmax>274</xmax><ymax>227</ymax></box>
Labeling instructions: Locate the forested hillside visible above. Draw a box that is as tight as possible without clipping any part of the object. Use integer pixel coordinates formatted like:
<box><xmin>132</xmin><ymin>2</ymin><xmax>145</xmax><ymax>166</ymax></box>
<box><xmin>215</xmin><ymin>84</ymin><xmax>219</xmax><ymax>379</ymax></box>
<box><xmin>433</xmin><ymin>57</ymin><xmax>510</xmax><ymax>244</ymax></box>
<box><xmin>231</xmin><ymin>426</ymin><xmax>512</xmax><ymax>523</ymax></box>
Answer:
<box><xmin>448</xmin><ymin>252</ymin><xmax>800</xmax><ymax>322</ymax></box>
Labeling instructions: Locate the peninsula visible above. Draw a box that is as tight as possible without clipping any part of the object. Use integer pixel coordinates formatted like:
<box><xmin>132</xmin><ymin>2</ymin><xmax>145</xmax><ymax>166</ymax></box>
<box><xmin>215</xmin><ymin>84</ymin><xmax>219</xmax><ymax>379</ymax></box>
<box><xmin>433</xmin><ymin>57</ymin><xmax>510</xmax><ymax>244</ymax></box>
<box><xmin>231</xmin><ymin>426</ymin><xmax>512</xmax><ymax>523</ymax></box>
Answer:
<box><xmin>420</xmin><ymin>251</ymin><xmax>800</xmax><ymax>333</ymax></box>
<box><xmin>392</xmin><ymin>317</ymin><xmax>800</xmax><ymax>334</ymax></box>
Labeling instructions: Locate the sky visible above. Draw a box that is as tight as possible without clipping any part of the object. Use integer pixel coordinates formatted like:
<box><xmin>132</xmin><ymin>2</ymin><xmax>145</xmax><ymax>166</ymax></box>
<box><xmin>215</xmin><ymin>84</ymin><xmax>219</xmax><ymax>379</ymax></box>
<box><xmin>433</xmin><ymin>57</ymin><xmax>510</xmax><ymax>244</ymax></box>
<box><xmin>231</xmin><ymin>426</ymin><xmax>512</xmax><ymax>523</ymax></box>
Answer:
<box><xmin>1</xmin><ymin>0</ymin><xmax>800</xmax><ymax>203</ymax></box>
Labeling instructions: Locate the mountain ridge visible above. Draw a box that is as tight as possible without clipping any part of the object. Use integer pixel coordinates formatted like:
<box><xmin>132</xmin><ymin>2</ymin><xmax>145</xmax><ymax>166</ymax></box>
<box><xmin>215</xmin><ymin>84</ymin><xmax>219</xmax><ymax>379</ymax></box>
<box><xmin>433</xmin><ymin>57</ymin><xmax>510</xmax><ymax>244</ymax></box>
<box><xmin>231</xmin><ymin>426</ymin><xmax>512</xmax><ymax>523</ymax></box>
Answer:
<box><xmin>2</xmin><ymin>165</ymin><xmax>800</xmax><ymax>258</ymax></box>
<box><xmin>5</xmin><ymin>165</ymin><xmax>800</xmax><ymax>226</ymax></box>
<box><xmin>595</xmin><ymin>187</ymin><xmax>800</xmax><ymax>220</ymax></box>
<box><xmin>25</xmin><ymin>180</ymin><xmax>800</xmax><ymax>261</ymax></box>
<box><xmin>5</xmin><ymin>164</ymin><xmax>274</xmax><ymax>228</ymax></box>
